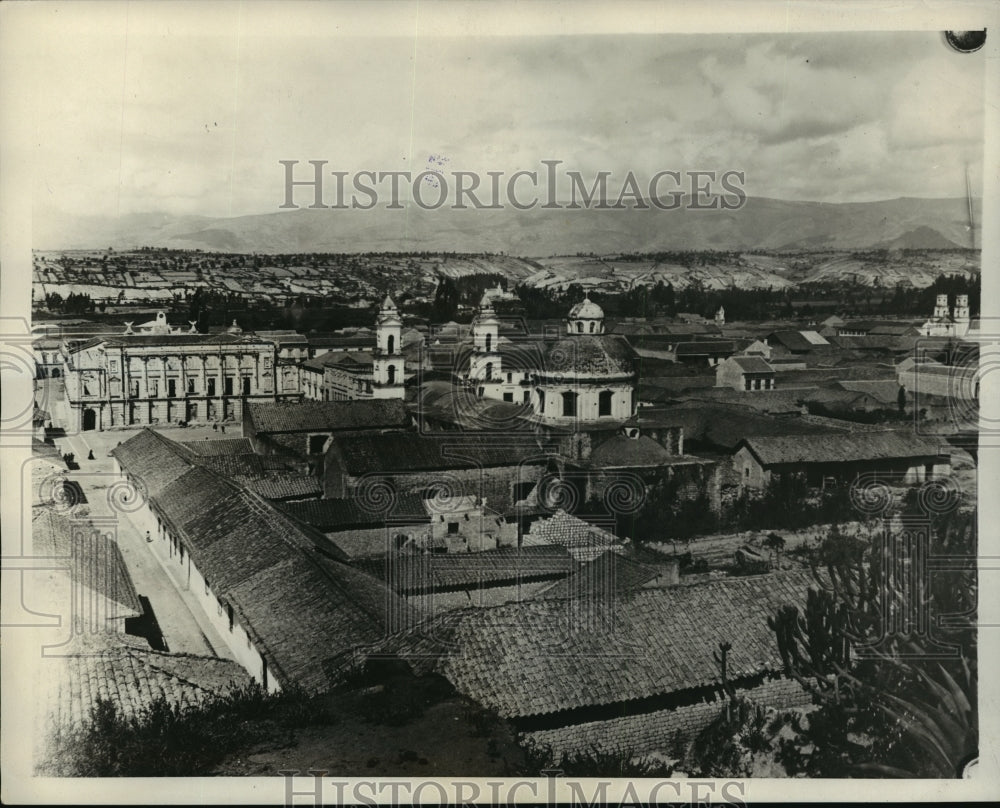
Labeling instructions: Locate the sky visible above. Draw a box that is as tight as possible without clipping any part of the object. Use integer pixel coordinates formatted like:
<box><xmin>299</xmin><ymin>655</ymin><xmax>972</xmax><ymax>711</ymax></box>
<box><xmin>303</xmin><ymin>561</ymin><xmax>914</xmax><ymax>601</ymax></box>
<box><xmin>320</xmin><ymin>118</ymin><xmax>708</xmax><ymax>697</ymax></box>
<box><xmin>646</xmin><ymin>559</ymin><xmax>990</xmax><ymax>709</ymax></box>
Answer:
<box><xmin>19</xmin><ymin>4</ymin><xmax>988</xmax><ymax>221</ymax></box>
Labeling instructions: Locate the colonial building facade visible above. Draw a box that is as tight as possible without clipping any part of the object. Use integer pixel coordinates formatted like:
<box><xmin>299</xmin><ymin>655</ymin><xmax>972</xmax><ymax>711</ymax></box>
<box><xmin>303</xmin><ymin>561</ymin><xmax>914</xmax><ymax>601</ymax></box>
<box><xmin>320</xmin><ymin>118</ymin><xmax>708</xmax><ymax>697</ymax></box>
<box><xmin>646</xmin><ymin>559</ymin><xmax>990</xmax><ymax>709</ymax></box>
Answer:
<box><xmin>62</xmin><ymin>321</ymin><xmax>297</xmax><ymax>431</ymax></box>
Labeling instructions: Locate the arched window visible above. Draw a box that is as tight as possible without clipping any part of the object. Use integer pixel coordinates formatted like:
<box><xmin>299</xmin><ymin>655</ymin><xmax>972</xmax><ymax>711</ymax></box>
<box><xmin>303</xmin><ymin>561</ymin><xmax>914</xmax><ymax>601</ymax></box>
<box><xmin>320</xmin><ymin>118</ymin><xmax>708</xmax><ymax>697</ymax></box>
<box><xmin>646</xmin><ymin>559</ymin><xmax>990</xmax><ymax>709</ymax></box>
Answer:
<box><xmin>538</xmin><ymin>389</ymin><xmax>546</xmax><ymax>413</ymax></box>
<box><xmin>485</xmin><ymin>362</ymin><xmax>493</xmax><ymax>380</ymax></box>
<box><xmin>589</xmin><ymin>321</ymin><xmax>596</xmax><ymax>333</ymax></box>
<box><xmin>387</xmin><ymin>334</ymin><xmax>395</xmax><ymax>354</ymax></box>
<box><xmin>598</xmin><ymin>390</ymin><xmax>613</xmax><ymax>416</ymax></box>
<box><xmin>387</xmin><ymin>364</ymin><xmax>396</xmax><ymax>384</ymax></box>
<box><xmin>485</xmin><ymin>333</ymin><xmax>492</xmax><ymax>352</ymax></box>
<box><xmin>576</xmin><ymin>322</ymin><xmax>584</xmax><ymax>333</ymax></box>
<box><xmin>562</xmin><ymin>390</ymin><xmax>578</xmax><ymax>417</ymax></box>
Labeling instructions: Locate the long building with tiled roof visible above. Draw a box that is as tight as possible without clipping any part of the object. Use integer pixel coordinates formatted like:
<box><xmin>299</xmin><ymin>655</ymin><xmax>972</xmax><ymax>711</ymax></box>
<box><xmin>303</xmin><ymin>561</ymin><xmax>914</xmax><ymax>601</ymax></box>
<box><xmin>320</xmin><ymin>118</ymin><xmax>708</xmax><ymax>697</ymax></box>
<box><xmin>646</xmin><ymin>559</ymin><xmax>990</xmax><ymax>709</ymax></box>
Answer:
<box><xmin>375</xmin><ymin>570</ymin><xmax>815</xmax><ymax>754</ymax></box>
<box><xmin>111</xmin><ymin>428</ymin><xmax>418</xmax><ymax>693</ymax></box>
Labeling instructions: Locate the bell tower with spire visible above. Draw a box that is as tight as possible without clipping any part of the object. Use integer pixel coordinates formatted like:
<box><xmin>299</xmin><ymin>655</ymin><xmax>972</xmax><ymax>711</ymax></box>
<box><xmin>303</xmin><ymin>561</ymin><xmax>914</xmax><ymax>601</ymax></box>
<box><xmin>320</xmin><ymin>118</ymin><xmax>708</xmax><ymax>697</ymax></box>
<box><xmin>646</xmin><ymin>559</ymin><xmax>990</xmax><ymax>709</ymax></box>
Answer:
<box><xmin>469</xmin><ymin>292</ymin><xmax>502</xmax><ymax>384</ymax></box>
<box><xmin>372</xmin><ymin>295</ymin><xmax>404</xmax><ymax>399</ymax></box>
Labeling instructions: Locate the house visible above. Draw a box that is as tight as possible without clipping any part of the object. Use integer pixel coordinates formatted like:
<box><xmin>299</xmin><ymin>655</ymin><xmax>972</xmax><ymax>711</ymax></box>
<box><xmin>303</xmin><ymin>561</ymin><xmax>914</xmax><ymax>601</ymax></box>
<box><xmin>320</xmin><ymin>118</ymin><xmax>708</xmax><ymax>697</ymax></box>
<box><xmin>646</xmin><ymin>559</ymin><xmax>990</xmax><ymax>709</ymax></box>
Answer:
<box><xmin>734</xmin><ymin>431</ymin><xmax>951</xmax><ymax>489</ymax></box>
<box><xmin>243</xmin><ymin>398</ymin><xmax>412</xmax><ymax>471</ymax></box>
<box><xmin>765</xmin><ymin>330</ymin><xmax>832</xmax><ymax>356</ymax></box>
<box><xmin>377</xmin><ymin>570</ymin><xmax>814</xmax><ymax>759</ymax></box>
<box><xmin>715</xmin><ymin>355</ymin><xmax>777</xmax><ymax>391</ymax></box>
<box><xmin>110</xmin><ymin>428</ymin><xmax>418</xmax><ymax>693</ymax></box>
<box><xmin>322</xmin><ymin>432</ymin><xmax>554</xmax><ymax>511</ymax></box>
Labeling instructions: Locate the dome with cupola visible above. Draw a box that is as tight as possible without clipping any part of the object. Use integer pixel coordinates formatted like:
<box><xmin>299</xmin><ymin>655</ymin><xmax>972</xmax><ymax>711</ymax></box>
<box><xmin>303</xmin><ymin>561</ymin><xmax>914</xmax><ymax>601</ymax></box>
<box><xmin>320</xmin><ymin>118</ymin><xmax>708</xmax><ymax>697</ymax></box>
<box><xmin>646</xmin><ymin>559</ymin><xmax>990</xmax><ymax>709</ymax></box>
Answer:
<box><xmin>567</xmin><ymin>296</ymin><xmax>605</xmax><ymax>334</ymax></box>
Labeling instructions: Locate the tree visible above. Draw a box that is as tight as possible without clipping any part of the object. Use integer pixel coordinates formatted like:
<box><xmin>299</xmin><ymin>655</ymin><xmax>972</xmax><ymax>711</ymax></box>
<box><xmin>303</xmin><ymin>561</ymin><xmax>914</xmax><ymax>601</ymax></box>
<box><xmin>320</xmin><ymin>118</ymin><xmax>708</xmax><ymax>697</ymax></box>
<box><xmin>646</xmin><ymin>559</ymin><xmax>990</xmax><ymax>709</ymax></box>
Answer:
<box><xmin>765</xmin><ymin>504</ymin><xmax>977</xmax><ymax>777</ymax></box>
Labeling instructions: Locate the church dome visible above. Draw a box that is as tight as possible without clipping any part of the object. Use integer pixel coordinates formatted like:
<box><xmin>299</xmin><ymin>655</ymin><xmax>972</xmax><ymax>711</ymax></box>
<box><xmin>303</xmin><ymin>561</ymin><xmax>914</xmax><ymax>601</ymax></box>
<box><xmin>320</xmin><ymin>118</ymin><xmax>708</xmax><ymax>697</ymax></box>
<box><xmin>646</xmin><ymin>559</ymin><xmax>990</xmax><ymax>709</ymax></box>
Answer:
<box><xmin>568</xmin><ymin>296</ymin><xmax>604</xmax><ymax>321</ymax></box>
<box><xmin>539</xmin><ymin>334</ymin><xmax>636</xmax><ymax>379</ymax></box>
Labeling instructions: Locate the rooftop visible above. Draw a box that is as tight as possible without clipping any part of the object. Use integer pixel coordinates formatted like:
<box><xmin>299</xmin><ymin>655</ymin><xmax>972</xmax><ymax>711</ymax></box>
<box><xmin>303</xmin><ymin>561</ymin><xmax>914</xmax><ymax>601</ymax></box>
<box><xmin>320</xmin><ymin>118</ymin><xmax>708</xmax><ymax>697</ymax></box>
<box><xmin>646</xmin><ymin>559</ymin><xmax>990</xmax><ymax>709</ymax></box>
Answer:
<box><xmin>741</xmin><ymin>430</ymin><xmax>947</xmax><ymax>466</ymax></box>
<box><xmin>111</xmin><ymin>429</ymin><xmax>418</xmax><ymax>692</ymax></box>
<box><xmin>246</xmin><ymin>399</ymin><xmax>411</xmax><ymax>434</ymax></box>
<box><xmin>380</xmin><ymin>570</ymin><xmax>813</xmax><ymax>719</ymax></box>
<box><xmin>329</xmin><ymin>432</ymin><xmax>554</xmax><ymax>476</ymax></box>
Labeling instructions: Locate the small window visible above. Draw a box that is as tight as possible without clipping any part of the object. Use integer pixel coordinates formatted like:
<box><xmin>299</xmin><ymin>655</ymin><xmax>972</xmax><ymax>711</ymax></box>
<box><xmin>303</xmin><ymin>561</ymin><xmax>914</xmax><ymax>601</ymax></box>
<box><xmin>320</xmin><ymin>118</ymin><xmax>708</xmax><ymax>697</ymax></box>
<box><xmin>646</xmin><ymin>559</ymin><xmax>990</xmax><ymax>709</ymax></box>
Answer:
<box><xmin>242</xmin><ymin>376</ymin><xmax>251</xmax><ymax>395</ymax></box>
<box><xmin>485</xmin><ymin>334</ymin><xmax>492</xmax><ymax>352</ymax></box>
<box><xmin>207</xmin><ymin>378</ymin><xmax>216</xmax><ymax>396</ymax></box>
<box><xmin>224</xmin><ymin>377</ymin><xmax>234</xmax><ymax>396</ymax></box>
<box><xmin>168</xmin><ymin>379</ymin><xmax>176</xmax><ymax>397</ymax></box>
<box><xmin>387</xmin><ymin>364</ymin><xmax>396</xmax><ymax>384</ymax></box>
<box><xmin>576</xmin><ymin>322</ymin><xmax>583</xmax><ymax>333</ymax></box>
<box><xmin>506</xmin><ymin>372</ymin><xmax>512</xmax><ymax>383</ymax></box>
<box><xmin>503</xmin><ymin>392</ymin><xmax>514</xmax><ymax>402</ymax></box>
<box><xmin>309</xmin><ymin>434</ymin><xmax>326</xmax><ymax>454</ymax></box>
<box><xmin>485</xmin><ymin>362</ymin><xmax>493</xmax><ymax>380</ymax></box>
<box><xmin>187</xmin><ymin>377</ymin><xmax>195</xmax><ymax>394</ymax></box>
<box><xmin>745</xmin><ymin>467</ymin><xmax>750</xmax><ymax>478</ymax></box>
<box><xmin>589</xmin><ymin>321</ymin><xmax>596</xmax><ymax>333</ymax></box>
<box><xmin>110</xmin><ymin>360</ymin><xmax>118</xmax><ymax>372</ymax></box>
<box><xmin>227</xmin><ymin>603</ymin><xmax>235</xmax><ymax>631</ymax></box>
<box><xmin>523</xmin><ymin>390</ymin><xmax>530</xmax><ymax>403</ymax></box>
<box><xmin>562</xmin><ymin>390</ymin><xmax>578</xmax><ymax>417</ymax></box>
<box><xmin>447</xmin><ymin>522</ymin><xmax>460</xmax><ymax>535</ymax></box>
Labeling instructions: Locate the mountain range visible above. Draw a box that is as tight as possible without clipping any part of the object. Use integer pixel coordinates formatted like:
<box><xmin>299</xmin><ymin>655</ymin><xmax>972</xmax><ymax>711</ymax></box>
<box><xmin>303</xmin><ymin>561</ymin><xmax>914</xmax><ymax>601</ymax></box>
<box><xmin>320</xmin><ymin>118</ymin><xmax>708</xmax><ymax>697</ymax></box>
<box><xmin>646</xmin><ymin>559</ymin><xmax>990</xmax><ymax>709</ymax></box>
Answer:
<box><xmin>34</xmin><ymin>195</ymin><xmax>980</xmax><ymax>255</ymax></box>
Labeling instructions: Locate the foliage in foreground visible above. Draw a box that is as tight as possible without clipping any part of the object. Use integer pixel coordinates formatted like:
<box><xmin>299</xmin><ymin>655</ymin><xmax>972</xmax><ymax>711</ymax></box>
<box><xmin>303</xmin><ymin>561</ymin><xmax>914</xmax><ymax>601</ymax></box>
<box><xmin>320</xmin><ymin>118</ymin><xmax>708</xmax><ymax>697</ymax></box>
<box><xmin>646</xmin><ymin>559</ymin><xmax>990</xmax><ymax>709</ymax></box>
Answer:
<box><xmin>37</xmin><ymin>682</ymin><xmax>334</xmax><ymax>777</ymax></box>
<box><xmin>521</xmin><ymin>741</ymin><xmax>676</xmax><ymax>778</ymax></box>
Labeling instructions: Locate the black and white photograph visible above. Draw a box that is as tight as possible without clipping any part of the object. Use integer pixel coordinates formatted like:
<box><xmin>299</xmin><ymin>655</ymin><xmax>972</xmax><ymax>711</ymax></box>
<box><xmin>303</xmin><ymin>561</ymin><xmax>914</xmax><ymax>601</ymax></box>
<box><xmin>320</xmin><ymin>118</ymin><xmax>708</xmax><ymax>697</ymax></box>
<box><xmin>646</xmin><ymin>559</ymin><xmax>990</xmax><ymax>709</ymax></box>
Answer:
<box><xmin>1</xmin><ymin>0</ymin><xmax>997</xmax><ymax>803</ymax></box>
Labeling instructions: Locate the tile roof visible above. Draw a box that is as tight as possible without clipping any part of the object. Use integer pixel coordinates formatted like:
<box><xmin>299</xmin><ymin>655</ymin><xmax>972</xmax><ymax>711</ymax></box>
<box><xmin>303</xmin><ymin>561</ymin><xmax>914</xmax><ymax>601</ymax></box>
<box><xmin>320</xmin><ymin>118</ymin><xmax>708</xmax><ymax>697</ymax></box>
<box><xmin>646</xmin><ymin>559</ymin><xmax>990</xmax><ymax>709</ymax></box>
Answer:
<box><xmin>232</xmin><ymin>473</ymin><xmax>323</xmax><ymax>500</ymax></box>
<box><xmin>836</xmin><ymin>380</ymin><xmax>902</xmax><ymax>407</ymax></box>
<box><xmin>329</xmin><ymin>433</ymin><xmax>555</xmax><ymax>475</ymax></box>
<box><xmin>741</xmin><ymin>431</ymin><xmax>947</xmax><ymax>466</ymax></box>
<box><xmin>246</xmin><ymin>399</ymin><xmax>410</xmax><ymax>433</ymax></box>
<box><xmin>381</xmin><ymin>570</ymin><xmax>814</xmax><ymax>718</ymax></box>
<box><xmin>522</xmin><ymin>510</ymin><xmax>623</xmax><ymax>561</ymax></box>
<box><xmin>673</xmin><ymin>340</ymin><xmax>736</xmax><ymax>356</ymax></box>
<box><xmin>111</xmin><ymin>429</ymin><xmax>419</xmax><ymax>692</ymax></box>
<box><xmin>587</xmin><ymin>434</ymin><xmax>675</xmax><ymax>468</ymax></box>
<box><xmin>767</xmin><ymin>330</ymin><xmax>834</xmax><ymax>352</ymax></box>
<box><xmin>179</xmin><ymin>438</ymin><xmax>254</xmax><ymax>456</ymax></box>
<box><xmin>32</xmin><ymin>509</ymin><xmax>142</xmax><ymax>620</ymax></box>
<box><xmin>278</xmin><ymin>493</ymin><xmax>428</xmax><ymax>529</ymax></box>
<box><xmin>728</xmin><ymin>356</ymin><xmax>776</xmax><ymax>374</ymax></box>
<box><xmin>40</xmin><ymin>634</ymin><xmax>252</xmax><ymax>731</ymax></box>
<box><xmin>359</xmin><ymin>546</ymin><xmax>578</xmax><ymax>594</ymax></box>
<box><xmin>535</xmin><ymin>550</ymin><xmax>670</xmax><ymax>600</ymax></box>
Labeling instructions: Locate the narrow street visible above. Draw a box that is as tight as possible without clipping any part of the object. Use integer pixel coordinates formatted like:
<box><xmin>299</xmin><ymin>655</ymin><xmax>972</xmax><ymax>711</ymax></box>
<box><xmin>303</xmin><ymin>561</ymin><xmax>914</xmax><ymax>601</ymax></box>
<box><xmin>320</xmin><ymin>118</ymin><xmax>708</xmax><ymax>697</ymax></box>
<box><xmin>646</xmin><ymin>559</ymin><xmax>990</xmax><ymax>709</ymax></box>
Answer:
<box><xmin>37</xmin><ymin>379</ymin><xmax>236</xmax><ymax>659</ymax></box>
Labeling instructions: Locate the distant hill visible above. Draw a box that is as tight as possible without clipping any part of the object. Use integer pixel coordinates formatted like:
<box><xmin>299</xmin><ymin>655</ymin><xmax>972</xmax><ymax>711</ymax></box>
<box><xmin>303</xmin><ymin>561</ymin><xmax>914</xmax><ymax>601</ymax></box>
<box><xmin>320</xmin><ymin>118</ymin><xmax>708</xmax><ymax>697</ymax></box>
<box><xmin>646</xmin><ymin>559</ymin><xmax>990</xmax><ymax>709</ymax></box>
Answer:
<box><xmin>883</xmin><ymin>225</ymin><xmax>963</xmax><ymax>250</ymax></box>
<box><xmin>34</xmin><ymin>195</ymin><xmax>980</xmax><ymax>255</ymax></box>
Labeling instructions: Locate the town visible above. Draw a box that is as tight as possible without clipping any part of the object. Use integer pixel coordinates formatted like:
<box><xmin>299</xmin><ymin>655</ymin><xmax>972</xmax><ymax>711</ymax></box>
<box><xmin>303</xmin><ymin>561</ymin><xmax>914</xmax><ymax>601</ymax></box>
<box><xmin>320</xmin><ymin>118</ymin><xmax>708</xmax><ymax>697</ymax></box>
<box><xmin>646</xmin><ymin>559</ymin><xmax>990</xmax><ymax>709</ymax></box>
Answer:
<box><xmin>28</xmin><ymin>248</ymin><xmax>979</xmax><ymax>777</ymax></box>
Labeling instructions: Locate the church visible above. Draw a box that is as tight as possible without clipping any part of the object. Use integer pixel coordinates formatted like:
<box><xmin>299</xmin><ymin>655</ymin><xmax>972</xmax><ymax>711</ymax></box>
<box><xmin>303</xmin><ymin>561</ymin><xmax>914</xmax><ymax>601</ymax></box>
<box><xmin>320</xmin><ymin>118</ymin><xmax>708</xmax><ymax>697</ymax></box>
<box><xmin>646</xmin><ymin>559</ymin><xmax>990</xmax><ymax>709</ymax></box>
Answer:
<box><xmin>462</xmin><ymin>294</ymin><xmax>638</xmax><ymax>423</ymax></box>
<box><xmin>920</xmin><ymin>293</ymin><xmax>971</xmax><ymax>338</ymax></box>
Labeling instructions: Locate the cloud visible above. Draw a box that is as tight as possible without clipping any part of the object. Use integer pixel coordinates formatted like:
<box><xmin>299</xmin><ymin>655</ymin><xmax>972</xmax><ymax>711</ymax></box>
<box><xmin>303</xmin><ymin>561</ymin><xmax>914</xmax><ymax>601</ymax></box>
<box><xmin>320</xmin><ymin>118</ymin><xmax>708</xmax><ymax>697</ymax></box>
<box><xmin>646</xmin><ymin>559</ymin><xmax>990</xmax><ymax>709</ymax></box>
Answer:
<box><xmin>26</xmin><ymin>27</ymin><xmax>987</xmax><ymax>220</ymax></box>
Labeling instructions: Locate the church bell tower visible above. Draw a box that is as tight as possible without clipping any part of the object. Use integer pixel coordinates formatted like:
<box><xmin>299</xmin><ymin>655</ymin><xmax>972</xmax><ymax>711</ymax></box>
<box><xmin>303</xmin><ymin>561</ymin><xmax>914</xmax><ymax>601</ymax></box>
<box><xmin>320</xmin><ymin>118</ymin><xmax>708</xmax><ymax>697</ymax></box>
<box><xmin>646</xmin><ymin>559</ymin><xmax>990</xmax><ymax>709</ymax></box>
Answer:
<box><xmin>373</xmin><ymin>295</ymin><xmax>404</xmax><ymax>398</ymax></box>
